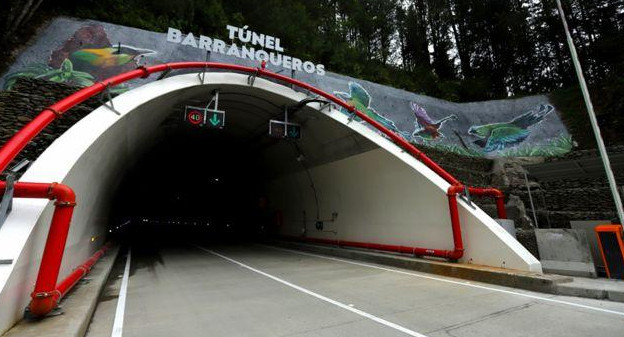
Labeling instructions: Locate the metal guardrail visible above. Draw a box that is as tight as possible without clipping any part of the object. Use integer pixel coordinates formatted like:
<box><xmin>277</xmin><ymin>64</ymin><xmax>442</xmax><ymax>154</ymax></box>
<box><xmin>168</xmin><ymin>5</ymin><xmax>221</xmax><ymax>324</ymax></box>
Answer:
<box><xmin>0</xmin><ymin>159</ymin><xmax>30</xmax><ymax>229</ymax></box>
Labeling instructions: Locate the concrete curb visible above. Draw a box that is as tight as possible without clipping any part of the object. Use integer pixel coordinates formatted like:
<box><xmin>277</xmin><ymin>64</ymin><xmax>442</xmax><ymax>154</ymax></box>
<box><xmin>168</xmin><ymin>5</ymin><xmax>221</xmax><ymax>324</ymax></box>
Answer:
<box><xmin>274</xmin><ymin>241</ymin><xmax>624</xmax><ymax>303</ymax></box>
<box><xmin>271</xmin><ymin>241</ymin><xmax>573</xmax><ymax>295</ymax></box>
<box><xmin>2</xmin><ymin>245</ymin><xmax>120</xmax><ymax>337</ymax></box>
<box><xmin>555</xmin><ymin>279</ymin><xmax>624</xmax><ymax>302</ymax></box>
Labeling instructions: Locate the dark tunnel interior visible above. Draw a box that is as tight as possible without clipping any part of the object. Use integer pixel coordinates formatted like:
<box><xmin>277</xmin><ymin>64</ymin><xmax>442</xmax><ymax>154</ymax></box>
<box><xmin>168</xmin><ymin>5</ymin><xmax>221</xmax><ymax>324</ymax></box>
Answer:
<box><xmin>109</xmin><ymin>122</ymin><xmax>281</xmax><ymax>246</ymax></box>
<box><xmin>101</xmin><ymin>86</ymin><xmax>376</xmax><ymax>250</ymax></box>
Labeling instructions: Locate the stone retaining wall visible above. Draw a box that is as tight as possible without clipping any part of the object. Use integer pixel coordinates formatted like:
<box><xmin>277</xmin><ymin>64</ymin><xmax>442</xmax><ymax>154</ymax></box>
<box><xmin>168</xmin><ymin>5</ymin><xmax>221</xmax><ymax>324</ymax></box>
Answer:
<box><xmin>0</xmin><ymin>77</ymin><xmax>101</xmax><ymax>176</ymax></box>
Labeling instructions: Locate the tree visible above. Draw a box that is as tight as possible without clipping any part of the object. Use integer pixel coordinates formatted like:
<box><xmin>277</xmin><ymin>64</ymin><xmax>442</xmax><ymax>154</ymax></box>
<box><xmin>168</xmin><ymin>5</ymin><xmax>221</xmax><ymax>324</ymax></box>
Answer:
<box><xmin>0</xmin><ymin>0</ymin><xmax>46</xmax><ymax>45</ymax></box>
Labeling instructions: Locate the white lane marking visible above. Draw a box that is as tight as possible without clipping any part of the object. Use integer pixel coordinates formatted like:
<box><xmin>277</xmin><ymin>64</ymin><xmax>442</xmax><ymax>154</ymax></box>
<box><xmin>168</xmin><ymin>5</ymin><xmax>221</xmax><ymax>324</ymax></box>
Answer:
<box><xmin>193</xmin><ymin>245</ymin><xmax>429</xmax><ymax>337</ymax></box>
<box><xmin>111</xmin><ymin>249</ymin><xmax>132</xmax><ymax>337</ymax></box>
<box><xmin>265</xmin><ymin>245</ymin><xmax>624</xmax><ymax>317</ymax></box>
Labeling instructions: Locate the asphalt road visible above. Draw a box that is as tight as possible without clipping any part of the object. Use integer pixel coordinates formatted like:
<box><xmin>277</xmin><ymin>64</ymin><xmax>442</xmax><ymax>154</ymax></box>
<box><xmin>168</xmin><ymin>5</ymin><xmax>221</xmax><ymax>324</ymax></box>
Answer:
<box><xmin>85</xmin><ymin>241</ymin><xmax>624</xmax><ymax>337</ymax></box>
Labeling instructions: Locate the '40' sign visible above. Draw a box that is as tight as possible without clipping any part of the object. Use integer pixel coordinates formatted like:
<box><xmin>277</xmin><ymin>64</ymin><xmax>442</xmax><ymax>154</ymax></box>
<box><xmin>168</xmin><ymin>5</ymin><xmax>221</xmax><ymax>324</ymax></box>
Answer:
<box><xmin>185</xmin><ymin>106</ymin><xmax>225</xmax><ymax>129</ymax></box>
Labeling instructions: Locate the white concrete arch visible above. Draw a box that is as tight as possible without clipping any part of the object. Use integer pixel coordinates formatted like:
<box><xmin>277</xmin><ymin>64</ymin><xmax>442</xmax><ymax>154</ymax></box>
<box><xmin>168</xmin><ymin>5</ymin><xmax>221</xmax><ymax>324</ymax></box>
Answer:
<box><xmin>0</xmin><ymin>73</ymin><xmax>540</xmax><ymax>334</ymax></box>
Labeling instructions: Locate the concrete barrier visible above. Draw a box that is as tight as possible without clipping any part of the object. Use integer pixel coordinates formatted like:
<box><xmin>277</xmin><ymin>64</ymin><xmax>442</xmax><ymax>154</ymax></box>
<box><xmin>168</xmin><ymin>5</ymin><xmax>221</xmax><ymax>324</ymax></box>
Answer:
<box><xmin>495</xmin><ymin>219</ymin><xmax>517</xmax><ymax>238</ymax></box>
<box><xmin>536</xmin><ymin>229</ymin><xmax>597</xmax><ymax>277</ymax></box>
<box><xmin>570</xmin><ymin>220</ymin><xmax>611</xmax><ymax>274</ymax></box>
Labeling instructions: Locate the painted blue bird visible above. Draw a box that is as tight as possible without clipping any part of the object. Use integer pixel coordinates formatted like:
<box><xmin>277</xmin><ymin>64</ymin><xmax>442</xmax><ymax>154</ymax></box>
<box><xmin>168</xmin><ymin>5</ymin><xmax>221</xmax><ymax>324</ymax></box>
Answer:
<box><xmin>468</xmin><ymin>104</ymin><xmax>555</xmax><ymax>152</ymax></box>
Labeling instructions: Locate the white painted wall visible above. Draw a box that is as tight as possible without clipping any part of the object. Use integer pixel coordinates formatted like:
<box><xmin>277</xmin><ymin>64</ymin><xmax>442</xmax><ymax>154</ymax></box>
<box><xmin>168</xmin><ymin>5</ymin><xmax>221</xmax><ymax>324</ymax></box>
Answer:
<box><xmin>0</xmin><ymin>73</ymin><xmax>540</xmax><ymax>334</ymax></box>
<box><xmin>268</xmin><ymin>107</ymin><xmax>540</xmax><ymax>271</ymax></box>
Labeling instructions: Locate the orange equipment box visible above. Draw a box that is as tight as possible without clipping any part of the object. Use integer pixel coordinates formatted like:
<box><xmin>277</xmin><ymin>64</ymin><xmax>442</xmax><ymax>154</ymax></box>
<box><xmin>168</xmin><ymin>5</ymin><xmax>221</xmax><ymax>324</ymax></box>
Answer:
<box><xmin>595</xmin><ymin>224</ymin><xmax>624</xmax><ymax>279</ymax></box>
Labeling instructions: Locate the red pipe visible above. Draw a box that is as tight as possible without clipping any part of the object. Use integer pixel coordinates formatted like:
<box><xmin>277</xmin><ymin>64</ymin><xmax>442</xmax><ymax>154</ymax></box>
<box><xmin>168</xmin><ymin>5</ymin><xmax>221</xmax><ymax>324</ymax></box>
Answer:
<box><xmin>286</xmin><ymin>184</ymin><xmax>504</xmax><ymax>261</ymax></box>
<box><xmin>444</xmin><ymin>185</ymin><xmax>465</xmax><ymax>260</ymax></box>
<box><xmin>0</xmin><ymin>112</ymin><xmax>56</xmax><ymax>173</ymax></box>
<box><xmin>285</xmin><ymin>235</ymin><xmax>461</xmax><ymax>259</ymax></box>
<box><xmin>468</xmin><ymin>187</ymin><xmax>508</xmax><ymax>219</ymax></box>
<box><xmin>54</xmin><ymin>243</ymin><xmax>111</xmax><ymax>300</ymax></box>
<box><xmin>495</xmin><ymin>197</ymin><xmax>507</xmax><ymax>219</ymax></box>
<box><xmin>0</xmin><ymin>182</ymin><xmax>79</xmax><ymax>316</ymax></box>
<box><xmin>29</xmin><ymin>243</ymin><xmax>110</xmax><ymax>317</ymax></box>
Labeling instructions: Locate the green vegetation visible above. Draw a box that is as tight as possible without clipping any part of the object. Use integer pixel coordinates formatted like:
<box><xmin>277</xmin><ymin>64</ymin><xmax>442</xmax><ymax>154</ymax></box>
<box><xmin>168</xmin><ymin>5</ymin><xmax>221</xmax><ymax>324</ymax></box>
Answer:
<box><xmin>499</xmin><ymin>134</ymin><xmax>574</xmax><ymax>157</ymax></box>
<box><xmin>415</xmin><ymin>142</ymin><xmax>485</xmax><ymax>158</ymax></box>
<box><xmin>550</xmin><ymin>77</ymin><xmax>624</xmax><ymax>149</ymax></box>
<box><xmin>3</xmin><ymin>59</ymin><xmax>95</xmax><ymax>89</ymax></box>
<box><xmin>2</xmin><ymin>1</ymin><xmax>622</xmax><ymax>99</ymax></box>
<box><xmin>1</xmin><ymin>1</ymin><xmax>623</xmax><ymax>147</ymax></box>
<box><xmin>412</xmin><ymin>134</ymin><xmax>575</xmax><ymax>158</ymax></box>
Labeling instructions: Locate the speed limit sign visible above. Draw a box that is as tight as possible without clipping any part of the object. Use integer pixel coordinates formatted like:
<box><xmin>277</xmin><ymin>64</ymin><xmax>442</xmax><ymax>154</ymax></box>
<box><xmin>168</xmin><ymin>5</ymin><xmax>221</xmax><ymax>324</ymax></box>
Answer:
<box><xmin>185</xmin><ymin>107</ymin><xmax>205</xmax><ymax>126</ymax></box>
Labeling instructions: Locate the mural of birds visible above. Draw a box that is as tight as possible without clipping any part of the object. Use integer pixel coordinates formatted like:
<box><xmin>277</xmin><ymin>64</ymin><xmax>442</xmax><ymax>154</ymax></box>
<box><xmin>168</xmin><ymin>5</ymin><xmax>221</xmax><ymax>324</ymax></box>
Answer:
<box><xmin>468</xmin><ymin>104</ymin><xmax>555</xmax><ymax>152</ymax></box>
<box><xmin>410</xmin><ymin>102</ymin><xmax>457</xmax><ymax>140</ymax></box>
<box><xmin>69</xmin><ymin>44</ymin><xmax>156</xmax><ymax>69</ymax></box>
<box><xmin>334</xmin><ymin>82</ymin><xmax>410</xmax><ymax>139</ymax></box>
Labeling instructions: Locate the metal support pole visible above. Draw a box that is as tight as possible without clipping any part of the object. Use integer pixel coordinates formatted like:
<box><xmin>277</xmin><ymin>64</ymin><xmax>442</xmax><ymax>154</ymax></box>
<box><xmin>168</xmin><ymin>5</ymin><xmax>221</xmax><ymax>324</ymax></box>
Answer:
<box><xmin>99</xmin><ymin>84</ymin><xmax>119</xmax><ymax>115</ymax></box>
<box><xmin>555</xmin><ymin>0</ymin><xmax>624</xmax><ymax>225</ymax></box>
<box><xmin>0</xmin><ymin>159</ymin><xmax>31</xmax><ymax>227</ymax></box>
<box><xmin>524</xmin><ymin>172</ymin><xmax>539</xmax><ymax>228</ymax></box>
<box><xmin>198</xmin><ymin>50</ymin><xmax>211</xmax><ymax>84</ymax></box>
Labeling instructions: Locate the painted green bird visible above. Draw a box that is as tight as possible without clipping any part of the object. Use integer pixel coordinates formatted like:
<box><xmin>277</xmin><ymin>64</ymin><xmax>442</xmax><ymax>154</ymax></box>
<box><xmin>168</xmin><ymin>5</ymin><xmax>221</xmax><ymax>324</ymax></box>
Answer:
<box><xmin>69</xmin><ymin>44</ymin><xmax>156</xmax><ymax>69</ymax></box>
<box><xmin>334</xmin><ymin>82</ymin><xmax>410</xmax><ymax>139</ymax></box>
<box><xmin>468</xmin><ymin>104</ymin><xmax>555</xmax><ymax>152</ymax></box>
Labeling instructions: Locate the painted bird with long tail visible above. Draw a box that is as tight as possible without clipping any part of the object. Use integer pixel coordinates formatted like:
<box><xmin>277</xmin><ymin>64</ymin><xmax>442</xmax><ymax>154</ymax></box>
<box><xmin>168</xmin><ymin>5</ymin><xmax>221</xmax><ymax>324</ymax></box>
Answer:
<box><xmin>69</xmin><ymin>44</ymin><xmax>156</xmax><ymax>69</ymax></box>
<box><xmin>410</xmin><ymin>102</ymin><xmax>457</xmax><ymax>140</ymax></box>
<box><xmin>334</xmin><ymin>82</ymin><xmax>410</xmax><ymax>139</ymax></box>
<box><xmin>468</xmin><ymin>104</ymin><xmax>555</xmax><ymax>152</ymax></box>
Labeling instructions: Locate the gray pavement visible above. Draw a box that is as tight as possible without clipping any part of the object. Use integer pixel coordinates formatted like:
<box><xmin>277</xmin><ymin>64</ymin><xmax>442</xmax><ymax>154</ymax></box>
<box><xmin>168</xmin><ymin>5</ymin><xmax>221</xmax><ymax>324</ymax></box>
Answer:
<box><xmin>86</xmin><ymin>243</ymin><xmax>624</xmax><ymax>337</ymax></box>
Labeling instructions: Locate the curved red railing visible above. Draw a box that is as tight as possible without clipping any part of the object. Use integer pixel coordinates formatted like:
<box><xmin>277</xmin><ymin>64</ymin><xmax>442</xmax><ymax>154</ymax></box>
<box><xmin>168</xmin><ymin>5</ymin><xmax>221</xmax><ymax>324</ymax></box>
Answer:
<box><xmin>0</xmin><ymin>62</ymin><xmax>507</xmax><ymax>316</ymax></box>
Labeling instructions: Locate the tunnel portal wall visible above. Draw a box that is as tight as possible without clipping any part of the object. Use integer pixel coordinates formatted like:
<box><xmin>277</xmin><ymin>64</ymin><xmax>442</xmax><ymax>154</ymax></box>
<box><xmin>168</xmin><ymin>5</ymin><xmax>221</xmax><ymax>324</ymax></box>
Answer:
<box><xmin>268</xmin><ymin>107</ymin><xmax>539</xmax><ymax>272</ymax></box>
<box><xmin>0</xmin><ymin>73</ymin><xmax>539</xmax><ymax>335</ymax></box>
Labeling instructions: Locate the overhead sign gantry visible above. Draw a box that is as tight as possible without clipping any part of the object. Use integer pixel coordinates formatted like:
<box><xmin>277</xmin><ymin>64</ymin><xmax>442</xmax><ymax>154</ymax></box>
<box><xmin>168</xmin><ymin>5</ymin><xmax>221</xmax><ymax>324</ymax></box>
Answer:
<box><xmin>184</xmin><ymin>90</ymin><xmax>225</xmax><ymax>129</ymax></box>
<box><xmin>269</xmin><ymin>107</ymin><xmax>301</xmax><ymax>140</ymax></box>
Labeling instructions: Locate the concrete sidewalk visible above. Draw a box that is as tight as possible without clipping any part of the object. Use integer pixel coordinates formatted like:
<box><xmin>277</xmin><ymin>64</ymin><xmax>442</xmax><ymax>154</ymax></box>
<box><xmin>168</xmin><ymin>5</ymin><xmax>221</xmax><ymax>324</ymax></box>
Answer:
<box><xmin>272</xmin><ymin>240</ymin><xmax>624</xmax><ymax>303</ymax></box>
<box><xmin>2</xmin><ymin>246</ymin><xmax>119</xmax><ymax>337</ymax></box>
<box><xmin>557</xmin><ymin>276</ymin><xmax>624</xmax><ymax>302</ymax></box>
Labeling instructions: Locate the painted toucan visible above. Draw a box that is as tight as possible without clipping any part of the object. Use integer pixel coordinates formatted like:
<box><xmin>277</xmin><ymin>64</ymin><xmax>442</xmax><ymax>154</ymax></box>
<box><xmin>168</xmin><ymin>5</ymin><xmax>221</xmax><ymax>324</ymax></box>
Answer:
<box><xmin>468</xmin><ymin>104</ymin><xmax>555</xmax><ymax>152</ymax></box>
<box><xmin>69</xmin><ymin>44</ymin><xmax>156</xmax><ymax>69</ymax></box>
<box><xmin>410</xmin><ymin>102</ymin><xmax>457</xmax><ymax>140</ymax></box>
<box><xmin>334</xmin><ymin>82</ymin><xmax>410</xmax><ymax>139</ymax></box>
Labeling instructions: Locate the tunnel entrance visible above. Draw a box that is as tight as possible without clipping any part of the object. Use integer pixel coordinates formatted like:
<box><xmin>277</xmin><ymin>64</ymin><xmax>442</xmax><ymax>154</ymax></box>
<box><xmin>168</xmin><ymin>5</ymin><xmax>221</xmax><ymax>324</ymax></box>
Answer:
<box><xmin>2</xmin><ymin>71</ymin><xmax>540</xmax><ymax>306</ymax></box>
<box><xmin>0</xmin><ymin>69</ymin><xmax>543</xmax><ymax>334</ymax></box>
<box><xmin>111</xmin><ymin>122</ymin><xmax>268</xmax><ymax>243</ymax></box>
<box><xmin>107</xmin><ymin>84</ymin><xmax>377</xmax><ymax>246</ymax></box>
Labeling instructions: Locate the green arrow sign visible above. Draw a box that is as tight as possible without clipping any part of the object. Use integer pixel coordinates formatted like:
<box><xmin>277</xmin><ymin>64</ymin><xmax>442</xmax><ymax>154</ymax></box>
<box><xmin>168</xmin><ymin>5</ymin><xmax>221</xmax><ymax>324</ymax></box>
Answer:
<box><xmin>209</xmin><ymin>114</ymin><xmax>220</xmax><ymax>126</ymax></box>
<box><xmin>269</xmin><ymin>120</ymin><xmax>301</xmax><ymax>140</ymax></box>
<box><xmin>206</xmin><ymin>109</ymin><xmax>225</xmax><ymax>129</ymax></box>
<box><xmin>286</xmin><ymin>124</ymin><xmax>301</xmax><ymax>139</ymax></box>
